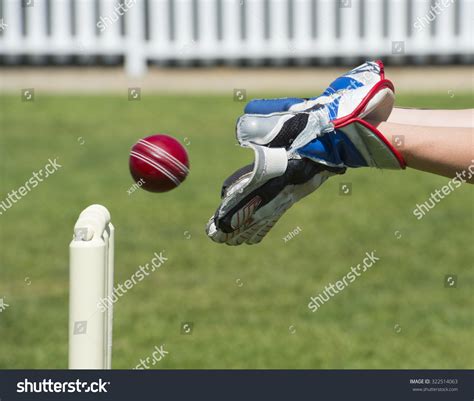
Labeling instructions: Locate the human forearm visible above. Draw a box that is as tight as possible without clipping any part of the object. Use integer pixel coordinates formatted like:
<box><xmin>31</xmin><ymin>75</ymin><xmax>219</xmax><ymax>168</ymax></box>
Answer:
<box><xmin>375</xmin><ymin>121</ymin><xmax>474</xmax><ymax>183</ymax></box>
<box><xmin>388</xmin><ymin>108</ymin><xmax>474</xmax><ymax>128</ymax></box>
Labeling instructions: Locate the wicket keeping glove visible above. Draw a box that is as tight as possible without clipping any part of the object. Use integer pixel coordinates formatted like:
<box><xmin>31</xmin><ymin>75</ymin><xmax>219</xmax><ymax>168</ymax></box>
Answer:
<box><xmin>242</xmin><ymin>60</ymin><xmax>395</xmax><ymax>127</ymax></box>
<box><xmin>206</xmin><ymin>61</ymin><xmax>406</xmax><ymax>245</ymax></box>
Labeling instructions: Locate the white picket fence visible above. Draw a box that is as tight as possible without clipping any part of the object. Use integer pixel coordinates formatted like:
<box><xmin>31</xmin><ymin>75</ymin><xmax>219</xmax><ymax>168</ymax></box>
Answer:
<box><xmin>0</xmin><ymin>0</ymin><xmax>472</xmax><ymax>76</ymax></box>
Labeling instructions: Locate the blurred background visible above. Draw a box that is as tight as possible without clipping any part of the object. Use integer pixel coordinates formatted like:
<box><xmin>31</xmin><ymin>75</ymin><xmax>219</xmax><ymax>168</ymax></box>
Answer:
<box><xmin>0</xmin><ymin>0</ymin><xmax>472</xmax><ymax>93</ymax></box>
<box><xmin>0</xmin><ymin>0</ymin><xmax>472</xmax><ymax>369</ymax></box>
<box><xmin>0</xmin><ymin>0</ymin><xmax>473</xmax><ymax>72</ymax></box>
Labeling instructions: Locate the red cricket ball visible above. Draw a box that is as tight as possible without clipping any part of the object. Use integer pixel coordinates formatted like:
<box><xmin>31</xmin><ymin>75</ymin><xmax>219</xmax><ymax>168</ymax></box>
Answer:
<box><xmin>129</xmin><ymin>134</ymin><xmax>190</xmax><ymax>193</ymax></box>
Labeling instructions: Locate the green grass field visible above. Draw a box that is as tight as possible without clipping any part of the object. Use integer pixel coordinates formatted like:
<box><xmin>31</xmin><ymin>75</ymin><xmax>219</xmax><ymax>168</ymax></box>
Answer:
<box><xmin>0</xmin><ymin>92</ymin><xmax>472</xmax><ymax>369</ymax></box>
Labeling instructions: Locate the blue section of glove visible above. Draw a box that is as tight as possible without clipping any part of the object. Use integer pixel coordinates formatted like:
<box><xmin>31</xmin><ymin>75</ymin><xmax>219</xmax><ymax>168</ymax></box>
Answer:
<box><xmin>315</xmin><ymin>76</ymin><xmax>364</xmax><ymax>98</ymax></box>
<box><xmin>326</xmin><ymin>97</ymin><xmax>340</xmax><ymax>120</ymax></box>
<box><xmin>244</xmin><ymin>97</ymin><xmax>304</xmax><ymax>114</ymax></box>
<box><xmin>296</xmin><ymin>129</ymin><xmax>368</xmax><ymax>168</ymax></box>
<box><xmin>243</xmin><ymin>76</ymin><xmax>364</xmax><ymax>117</ymax></box>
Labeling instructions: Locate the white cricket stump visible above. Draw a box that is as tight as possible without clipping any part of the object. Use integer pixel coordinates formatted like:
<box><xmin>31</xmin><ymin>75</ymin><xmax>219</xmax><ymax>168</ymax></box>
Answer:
<box><xmin>69</xmin><ymin>205</ymin><xmax>114</xmax><ymax>369</ymax></box>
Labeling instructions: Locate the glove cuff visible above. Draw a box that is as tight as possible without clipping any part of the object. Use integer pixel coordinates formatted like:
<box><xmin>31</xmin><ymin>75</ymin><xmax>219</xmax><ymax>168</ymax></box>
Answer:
<box><xmin>337</xmin><ymin>118</ymin><xmax>406</xmax><ymax>169</ymax></box>
<box><xmin>296</xmin><ymin>118</ymin><xmax>406</xmax><ymax>170</ymax></box>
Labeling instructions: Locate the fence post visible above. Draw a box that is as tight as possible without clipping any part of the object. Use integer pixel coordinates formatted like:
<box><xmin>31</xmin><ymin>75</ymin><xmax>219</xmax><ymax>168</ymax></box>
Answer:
<box><xmin>125</xmin><ymin>0</ymin><xmax>147</xmax><ymax>76</ymax></box>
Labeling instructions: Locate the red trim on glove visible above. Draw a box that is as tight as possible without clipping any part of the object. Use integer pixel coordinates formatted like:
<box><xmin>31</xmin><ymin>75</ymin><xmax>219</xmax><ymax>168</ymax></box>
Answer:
<box><xmin>332</xmin><ymin>79</ymin><xmax>395</xmax><ymax>126</ymax></box>
<box><xmin>376</xmin><ymin>59</ymin><xmax>386</xmax><ymax>79</ymax></box>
